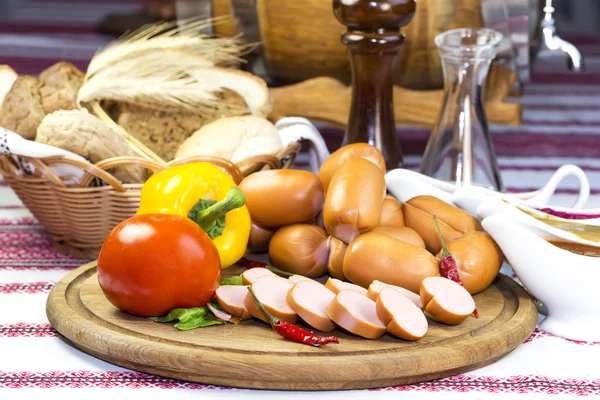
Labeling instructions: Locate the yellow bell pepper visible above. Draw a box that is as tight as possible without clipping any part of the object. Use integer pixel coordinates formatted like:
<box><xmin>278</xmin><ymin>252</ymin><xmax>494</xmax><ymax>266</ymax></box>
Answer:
<box><xmin>137</xmin><ymin>162</ymin><xmax>251</xmax><ymax>269</ymax></box>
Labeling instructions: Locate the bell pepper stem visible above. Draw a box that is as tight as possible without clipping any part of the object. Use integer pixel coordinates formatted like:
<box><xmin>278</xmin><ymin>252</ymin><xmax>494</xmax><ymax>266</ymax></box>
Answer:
<box><xmin>195</xmin><ymin>187</ymin><xmax>246</xmax><ymax>228</ymax></box>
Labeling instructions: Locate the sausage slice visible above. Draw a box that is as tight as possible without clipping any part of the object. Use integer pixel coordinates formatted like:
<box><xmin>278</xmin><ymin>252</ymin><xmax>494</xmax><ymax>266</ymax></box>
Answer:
<box><xmin>325</xmin><ymin>291</ymin><xmax>386</xmax><ymax>339</ymax></box>
<box><xmin>215</xmin><ymin>285</ymin><xmax>252</xmax><ymax>320</ymax></box>
<box><xmin>367</xmin><ymin>280</ymin><xmax>423</xmax><ymax>308</ymax></box>
<box><xmin>286</xmin><ymin>280</ymin><xmax>336</xmax><ymax>332</ymax></box>
<box><xmin>288</xmin><ymin>275</ymin><xmax>314</xmax><ymax>284</ymax></box>
<box><xmin>325</xmin><ymin>277</ymin><xmax>367</xmax><ymax>296</ymax></box>
<box><xmin>244</xmin><ymin>276</ymin><xmax>297</xmax><ymax>323</ymax></box>
<box><xmin>241</xmin><ymin>267</ymin><xmax>276</xmax><ymax>285</ymax></box>
<box><xmin>376</xmin><ymin>287</ymin><xmax>428</xmax><ymax>341</ymax></box>
<box><xmin>420</xmin><ymin>277</ymin><xmax>476</xmax><ymax>325</ymax></box>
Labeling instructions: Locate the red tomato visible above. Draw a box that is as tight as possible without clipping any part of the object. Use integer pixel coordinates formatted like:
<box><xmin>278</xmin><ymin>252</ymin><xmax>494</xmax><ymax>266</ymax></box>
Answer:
<box><xmin>97</xmin><ymin>214</ymin><xmax>221</xmax><ymax>317</ymax></box>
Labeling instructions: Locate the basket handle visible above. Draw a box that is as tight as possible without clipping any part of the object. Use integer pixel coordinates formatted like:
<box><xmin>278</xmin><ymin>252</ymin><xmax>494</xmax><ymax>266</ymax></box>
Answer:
<box><xmin>167</xmin><ymin>156</ymin><xmax>244</xmax><ymax>185</ymax></box>
<box><xmin>79</xmin><ymin>157</ymin><xmax>165</xmax><ymax>188</ymax></box>
<box><xmin>41</xmin><ymin>156</ymin><xmax>129</xmax><ymax>192</ymax></box>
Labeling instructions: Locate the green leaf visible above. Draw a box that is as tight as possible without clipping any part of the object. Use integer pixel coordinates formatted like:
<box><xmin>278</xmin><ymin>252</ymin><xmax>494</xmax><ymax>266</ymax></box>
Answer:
<box><xmin>148</xmin><ymin>306</ymin><xmax>222</xmax><ymax>331</ymax></box>
<box><xmin>219</xmin><ymin>275</ymin><xmax>243</xmax><ymax>286</ymax></box>
<box><xmin>175</xmin><ymin>314</ymin><xmax>224</xmax><ymax>330</ymax></box>
<box><xmin>148</xmin><ymin>307</ymin><xmax>205</xmax><ymax>323</ymax></box>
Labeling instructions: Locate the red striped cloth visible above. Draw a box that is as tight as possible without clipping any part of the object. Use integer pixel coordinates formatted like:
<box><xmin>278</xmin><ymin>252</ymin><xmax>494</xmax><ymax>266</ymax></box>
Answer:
<box><xmin>1</xmin><ymin>2</ymin><xmax>600</xmax><ymax>398</ymax></box>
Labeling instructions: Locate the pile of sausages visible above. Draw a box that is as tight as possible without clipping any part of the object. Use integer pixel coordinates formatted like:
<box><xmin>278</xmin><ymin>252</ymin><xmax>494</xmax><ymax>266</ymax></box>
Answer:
<box><xmin>231</xmin><ymin>143</ymin><xmax>503</xmax><ymax>340</ymax></box>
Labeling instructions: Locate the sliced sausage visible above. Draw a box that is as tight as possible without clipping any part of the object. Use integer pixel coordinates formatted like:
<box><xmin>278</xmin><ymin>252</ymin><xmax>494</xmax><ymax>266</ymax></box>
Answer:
<box><xmin>376</xmin><ymin>287</ymin><xmax>428</xmax><ymax>341</ymax></box>
<box><xmin>247</xmin><ymin>222</ymin><xmax>276</xmax><ymax>253</ymax></box>
<box><xmin>325</xmin><ymin>290</ymin><xmax>386</xmax><ymax>339</ymax></box>
<box><xmin>268</xmin><ymin>224</ymin><xmax>329</xmax><ymax>278</ymax></box>
<box><xmin>420</xmin><ymin>277</ymin><xmax>475</xmax><ymax>325</ymax></box>
<box><xmin>326</xmin><ymin>236</ymin><xmax>347</xmax><ymax>280</ymax></box>
<box><xmin>372</xmin><ymin>226</ymin><xmax>425</xmax><ymax>249</ymax></box>
<box><xmin>323</xmin><ymin>158</ymin><xmax>386</xmax><ymax>243</ymax></box>
<box><xmin>286</xmin><ymin>280</ymin><xmax>336</xmax><ymax>332</ymax></box>
<box><xmin>215</xmin><ymin>285</ymin><xmax>252</xmax><ymax>320</ymax></box>
<box><xmin>318</xmin><ymin>143</ymin><xmax>386</xmax><ymax>193</ymax></box>
<box><xmin>343</xmin><ymin>232</ymin><xmax>440</xmax><ymax>293</ymax></box>
<box><xmin>325</xmin><ymin>277</ymin><xmax>368</xmax><ymax>296</ymax></box>
<box><xmin>244</xmin><ymin>276</ymin><xmax>297</xmax><ymax>323</ymax></box>
<box><xmin>288</xmin><ymin>275</ymin><xmax>314</xmax><ymax>284</ymax></box>
<box><xmin>437</xmin><ymin>231</ymin><xmax>503</xmax><ymax>294</ymax></box>
<box><xmin>366</xmin><ymin>280</ymin><xmax>423</xmax><ymax>308</ymax></box>
<box><xmin>241</xmin><ymin>267</ymin><xmax>276</xmax><ymax>285</ymax></box>
<box><xmin>379</xmin><ymin>197</ymin><xmax>405</xmax><ymax>228</ymax></box>
<box><xmin>239</xmin><ymin>170</ymin><xmax>324</xmax><ymax>228</ymax></box>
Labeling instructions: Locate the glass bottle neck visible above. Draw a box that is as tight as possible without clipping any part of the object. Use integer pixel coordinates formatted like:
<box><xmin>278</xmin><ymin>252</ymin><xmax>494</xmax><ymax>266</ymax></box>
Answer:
<box><xmin>440</xmin><ymin>56</ymin><xmax>494</xmax><ymax>102</ymax></box>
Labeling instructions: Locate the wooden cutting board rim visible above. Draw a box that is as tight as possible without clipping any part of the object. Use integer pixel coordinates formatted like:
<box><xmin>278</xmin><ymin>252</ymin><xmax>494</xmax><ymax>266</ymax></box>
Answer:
<box><xmin>46</xmin><ymin>261</ymin><xmax>538</xmax><ymax>390</ymax></box>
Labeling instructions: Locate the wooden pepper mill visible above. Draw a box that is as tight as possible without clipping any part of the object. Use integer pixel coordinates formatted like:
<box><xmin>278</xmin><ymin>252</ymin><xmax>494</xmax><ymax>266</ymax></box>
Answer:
<box><xmin>333</xmin><ymin>0</ymin><xmax>416</xmax><ymax>170</ymax></box>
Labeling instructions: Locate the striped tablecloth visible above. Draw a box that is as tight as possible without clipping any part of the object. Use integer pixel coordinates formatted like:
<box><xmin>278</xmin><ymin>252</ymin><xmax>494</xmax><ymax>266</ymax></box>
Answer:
<box><xmin>2</xmin><ymin>1</ymin><xmax>600</xmax><ymax>398</ymax></box>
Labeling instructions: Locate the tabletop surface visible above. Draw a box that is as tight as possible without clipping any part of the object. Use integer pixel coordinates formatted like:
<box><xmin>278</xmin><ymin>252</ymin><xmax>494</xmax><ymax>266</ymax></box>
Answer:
<box><xmin>1</xmin><ymin>0</ymin><xmax>600</xmax><ymax>399</ymax></box>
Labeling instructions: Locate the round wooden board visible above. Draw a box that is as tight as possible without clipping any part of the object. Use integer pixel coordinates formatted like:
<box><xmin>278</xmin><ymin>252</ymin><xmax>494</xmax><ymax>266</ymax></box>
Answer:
<box><xmin>46</xmin><ymin>262</ymin><xmax>538</xmax><ymax>391</ymax></box>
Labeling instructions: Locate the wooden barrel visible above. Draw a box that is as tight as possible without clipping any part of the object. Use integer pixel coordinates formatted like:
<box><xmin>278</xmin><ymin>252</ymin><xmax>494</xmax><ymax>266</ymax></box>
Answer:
<box><xmin>211</xmin><ymin>0</ymin><xmax>485</xmax><ymax>90</ymax></box>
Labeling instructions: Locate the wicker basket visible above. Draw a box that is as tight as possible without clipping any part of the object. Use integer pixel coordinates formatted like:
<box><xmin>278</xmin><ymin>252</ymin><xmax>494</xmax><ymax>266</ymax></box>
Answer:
<box><xmin>0</xmin><ymin>142</ymin><xmax>300</xmax><ymax>259</ymax></box>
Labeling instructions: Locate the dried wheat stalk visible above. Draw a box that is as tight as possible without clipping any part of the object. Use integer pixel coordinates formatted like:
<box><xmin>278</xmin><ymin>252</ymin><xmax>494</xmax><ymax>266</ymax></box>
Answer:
<box><xmin>76</xmin><ymin>17</ymin><xmax>259</xmax><ymax>164</ymax></box>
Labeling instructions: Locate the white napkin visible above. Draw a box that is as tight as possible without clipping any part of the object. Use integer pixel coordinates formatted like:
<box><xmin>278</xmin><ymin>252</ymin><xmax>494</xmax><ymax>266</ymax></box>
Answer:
<box><xmin>275</xmin><ymin>117</ymin><xmax>330</xmax><ymax>174</ymax></box>
<box><xmin>0</xmin><ymin>126</ymin><xmax>87</xmax><ymax>180</ymax></box>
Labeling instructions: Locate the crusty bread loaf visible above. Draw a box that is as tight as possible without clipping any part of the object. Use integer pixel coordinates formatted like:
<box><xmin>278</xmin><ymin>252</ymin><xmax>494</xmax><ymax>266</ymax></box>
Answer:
<box><xmin>36</xmin><ymin>109</ymin><xmax>144</xmax><ymax>183</ymax></box>
<box><xmin>116</xmin><ymin>89</ymin><xmax>251</xmax><ymax>161</ymax></box>
<box><xmin>116</xmin><ymin>103</ymin><xmax>208</xmax><ymax>161</ymax></box>
<box><xmin>0</xmin><ymin>76</ymin><xmax>45</xmax><ymax>140</ymax></box>
<box><xmin>39</xmin><ymin>62</ymin><xmax>84</xmax><ymax>114</ymax></box>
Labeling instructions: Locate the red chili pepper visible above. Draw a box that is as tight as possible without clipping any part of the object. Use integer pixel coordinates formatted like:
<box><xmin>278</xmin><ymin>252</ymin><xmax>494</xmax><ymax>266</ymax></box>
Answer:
<box><xmin>247</xmin><ymin>287</ymin><xmax>339</xmax><ymax>347</ymax></box>
<box><xmin>433</xmin><ymin>216</ymin><xmax>479</xmax><ymax>319</ymax></box>
<box><xmin>238</xmin><ymin>257</ymin><xmax>267</xmax><ymax>269</ymax></box>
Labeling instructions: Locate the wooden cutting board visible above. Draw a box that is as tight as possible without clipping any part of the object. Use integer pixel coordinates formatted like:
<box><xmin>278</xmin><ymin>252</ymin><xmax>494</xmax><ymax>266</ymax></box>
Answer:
<box><xmin>46</xmin><ymin>262</ymin><xmax>537</xmax><ymax>391</ymax></box>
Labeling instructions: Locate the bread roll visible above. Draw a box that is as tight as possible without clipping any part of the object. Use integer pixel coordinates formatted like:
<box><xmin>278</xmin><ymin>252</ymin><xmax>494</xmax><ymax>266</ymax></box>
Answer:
<box><xmin>35</xmin><ymin>109</ymin><xmax>144</xmax><ymax>183</ymax></box>
<box><xmin>0</xmin><ymin>76</ymin><xmax>45</xmax><ymax>139</ymax></box>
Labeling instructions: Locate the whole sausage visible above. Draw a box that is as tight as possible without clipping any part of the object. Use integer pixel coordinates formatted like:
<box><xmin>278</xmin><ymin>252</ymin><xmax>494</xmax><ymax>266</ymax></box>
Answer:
<box><xmin>372</xmin><ymin>226</ymin><xmax>425</xmax><ymax>249</ymax></box>
<box><xmin>318</xmin><ymin>143</ymin><xmax>386</xmax><ymax>193</ymax></box>
<box><xmin>268</xmin><ymin>224</ymin><xmax>329</xmax><ymax>278</ymax></box>
<box><xmin>403</xmin><ymin>196</ymin><xmax>481</xmax><ymax>254</ymax></box>
<box><xmin>323</xmin><ymin>158</ymin><xmax>386</xmax><ymax>243</ymax></box>
<box><xmin>343</xmin><ymin>232</ymin><xmax>440</xmax><ymax>293</ymax></box>
<box><xmin>247</xmin><ymin>222</ymin><xmax>276</xmax><ymax>253</ymax></box>
<box><xmin>437</xmin><ymin>231</ymin><xmax>503</xmax><ymax>294</ymax></box>
<box><xmin>326</xmin><ymin>236</ymin><xmax>347</xmax><ymax>281</ymax></box>
<box><xmin>379</xmin><ymin>196</ymin><xmax>405</xmax><ymax>228</ymax></box>
<box><xmin>239</xmin><ymin>170</ymin><xmax>324</xmax><ymax>228</ymax></box>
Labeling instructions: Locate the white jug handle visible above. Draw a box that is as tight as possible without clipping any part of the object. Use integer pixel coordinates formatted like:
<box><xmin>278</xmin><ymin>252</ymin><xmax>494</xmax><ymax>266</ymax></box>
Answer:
<box><xmin>521</xmin><ymin>164</ymin><xmax>590</xmax><ymax>209</ymax></box>
<box><xmin>275</xmin><ymin>117</ymin><xmax>330</xmax><ymax>174</ymax></box>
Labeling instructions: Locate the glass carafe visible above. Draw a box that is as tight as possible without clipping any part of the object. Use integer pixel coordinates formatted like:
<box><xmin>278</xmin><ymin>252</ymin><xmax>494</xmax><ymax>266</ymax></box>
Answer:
<box><xmin>420</xmin><ymin>28</ymin><xmax>504</xmax><ymax>191</ymax></box>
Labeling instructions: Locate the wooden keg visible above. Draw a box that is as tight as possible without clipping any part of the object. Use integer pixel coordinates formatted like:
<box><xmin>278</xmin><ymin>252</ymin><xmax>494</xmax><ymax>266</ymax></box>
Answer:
<box><xmin>211</xmin><ymin>0</ymin><xmax>485</xmax><ymax>90</ymax></box>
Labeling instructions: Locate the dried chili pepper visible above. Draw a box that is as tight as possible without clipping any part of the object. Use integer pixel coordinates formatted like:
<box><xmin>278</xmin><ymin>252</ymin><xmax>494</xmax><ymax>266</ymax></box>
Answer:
<box><xmin>238</xmin><ymin>257</ymin><xmax>267</xmax><ymax>269</ymax></box>
<box><xmin>247</xmin><ymin>287</ymin><xmax>339</xmax><ymax>347</ymax></box>
<box><xmin>433</xmin><ymin>216</ymin><xmax>479</xmax><ymax>319</ymax></box>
